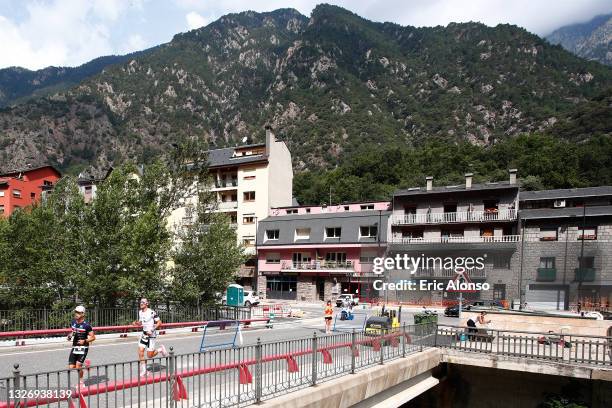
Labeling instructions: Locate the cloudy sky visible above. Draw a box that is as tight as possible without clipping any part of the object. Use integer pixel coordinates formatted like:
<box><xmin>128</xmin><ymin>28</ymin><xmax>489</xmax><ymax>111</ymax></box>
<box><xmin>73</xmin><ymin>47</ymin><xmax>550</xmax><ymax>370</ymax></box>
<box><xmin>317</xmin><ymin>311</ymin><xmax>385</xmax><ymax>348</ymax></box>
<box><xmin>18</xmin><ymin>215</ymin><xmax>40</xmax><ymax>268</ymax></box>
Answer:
<box><xmin>1</xmin><ymin>0</ymin><xmax>610</xmax><ymax>70</ymax></box>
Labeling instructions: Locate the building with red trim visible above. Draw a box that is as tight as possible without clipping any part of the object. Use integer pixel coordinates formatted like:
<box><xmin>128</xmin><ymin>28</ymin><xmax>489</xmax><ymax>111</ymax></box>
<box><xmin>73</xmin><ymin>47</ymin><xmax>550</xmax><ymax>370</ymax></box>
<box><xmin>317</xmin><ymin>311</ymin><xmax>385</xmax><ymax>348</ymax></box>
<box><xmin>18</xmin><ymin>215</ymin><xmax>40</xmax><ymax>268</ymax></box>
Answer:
<box><xmin>0</xmin><ymin>166</ymin><xmax>62</xmax><ymax>217</ymax></box>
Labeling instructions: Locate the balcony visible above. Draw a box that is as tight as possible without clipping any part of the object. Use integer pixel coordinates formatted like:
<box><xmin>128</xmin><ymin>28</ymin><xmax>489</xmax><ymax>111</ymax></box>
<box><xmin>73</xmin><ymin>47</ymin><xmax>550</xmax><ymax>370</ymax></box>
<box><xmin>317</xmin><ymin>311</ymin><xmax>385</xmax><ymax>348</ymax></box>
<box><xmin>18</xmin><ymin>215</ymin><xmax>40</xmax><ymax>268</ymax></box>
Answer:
<box><xmin>574</xmin><ymin>268</ymin><xmax>595</xmax><ymax>282</ymax></box>
<box><xmin>212</xmin><ymin>179</ymin><xmax>238</xmax><ymax>190</ymax></box>
<box><xmin>281</xmin><ymin>260</ymin><xmax>355</xmax><ymax>273</ymax></box>
<box><xmin>390</xmin><ymin>235</ymin><xmax>521</xmax><ymax>244</ymax></box>
<box><xmin>413</xmin><ymin>267</ymin><xmax>487</xmax><ymax>279</ymax></box>
<box><xmin>392</xmin><ymin>209</ymin><xmax>516</xmax><ymax>225</ymax></box>
<box><xmin>537</xmin><ymin>268</ymin><xmax>557</xmax><ymax>282</ymax></box>
<box><xmin>216</xmin><ymin>201</ymin><xmax>238</xmax><ymax>211</ymax></box>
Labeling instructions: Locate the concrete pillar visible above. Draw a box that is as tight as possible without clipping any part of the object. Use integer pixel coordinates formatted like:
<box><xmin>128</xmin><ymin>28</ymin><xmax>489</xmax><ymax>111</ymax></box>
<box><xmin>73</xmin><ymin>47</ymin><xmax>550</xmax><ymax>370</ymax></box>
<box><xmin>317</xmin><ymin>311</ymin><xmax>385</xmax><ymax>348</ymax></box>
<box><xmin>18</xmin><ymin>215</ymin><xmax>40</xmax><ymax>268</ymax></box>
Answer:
<box><xmin>296</xmin><ymin>275</ymin><xmax>316</xmax><ymax>302</ymax></box>
<box><xmin>257</xmin><ymin>274</ymin><xmax>267</xmax><ymax>300</ymax></box>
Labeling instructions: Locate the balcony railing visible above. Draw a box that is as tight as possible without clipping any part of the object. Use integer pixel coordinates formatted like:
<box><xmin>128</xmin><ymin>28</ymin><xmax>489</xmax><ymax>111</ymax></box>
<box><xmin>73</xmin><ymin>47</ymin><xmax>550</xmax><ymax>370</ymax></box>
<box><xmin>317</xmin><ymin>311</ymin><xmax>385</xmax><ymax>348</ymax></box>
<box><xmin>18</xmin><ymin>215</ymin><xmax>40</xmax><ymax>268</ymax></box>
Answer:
<box><xmin>390</xmin><ymin>235</ymin><xmax>521</xmax><ymax>244</ymax></box>
<box><xmin>574</xmin><ymin>268</ymin><xmax>595</xmax><ymax>282</ymax></box>
<box><xmin>213</xmin><ymin>180</ymin><xmax>238</xmax><ymax>189</ymax></box>
<box><xmin>537</xmin><ymin>267</ymin><xmax>557</xmax><ymax>282</ymax></box>
<box><xmin>217</xmin><ymin>201</ymin><xmax>238</xmax><ymax>210</ymax></box>
<box><xmin>392</xmin><ymin>209</ymin><xmax>516</xmax><ymax>225</ymax></box>
<box><xmin>413</xmin><ymin>267</ymin><xmax>487</xmax><ymax>279</ymax></box>
<box><xmin>281</xmin><ymin>260</ymin><xmax>355</xmax><ymax>271</ymax></box>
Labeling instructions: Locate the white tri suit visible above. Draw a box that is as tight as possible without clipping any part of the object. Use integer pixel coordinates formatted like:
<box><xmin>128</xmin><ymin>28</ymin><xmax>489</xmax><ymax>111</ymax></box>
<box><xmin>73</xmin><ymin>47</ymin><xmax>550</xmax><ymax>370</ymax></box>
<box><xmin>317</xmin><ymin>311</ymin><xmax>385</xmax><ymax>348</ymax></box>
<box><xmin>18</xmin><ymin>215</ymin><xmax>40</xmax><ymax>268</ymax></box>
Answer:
<box><xmin>138</xmin><ymin>308</ymin><xmax>160</xmax><ymax>351</ymax></box>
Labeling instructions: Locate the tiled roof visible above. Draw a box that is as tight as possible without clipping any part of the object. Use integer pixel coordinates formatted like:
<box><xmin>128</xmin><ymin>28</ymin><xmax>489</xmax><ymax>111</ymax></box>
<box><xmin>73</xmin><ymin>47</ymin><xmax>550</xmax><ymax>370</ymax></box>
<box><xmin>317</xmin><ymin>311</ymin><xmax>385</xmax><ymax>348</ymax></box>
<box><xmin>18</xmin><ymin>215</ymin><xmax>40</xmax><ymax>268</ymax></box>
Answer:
<box><xmin>208</xmin><ymin>145</ymin><xmax>268</xmax><ymax>168</ymax></box>
<box><xmin>519</xmin><ymin>205</ymin><xmax>612</xmax><ymax>220</ymax></box>
<box><xmin>394</xmin><ymin>181</ymin><xmax>517</xmax><ymax>197</ymax></box>
<box><xmin>519</xmin><ymin>186</ymin><xmax>612</xmax><ymax>201</ymax></box>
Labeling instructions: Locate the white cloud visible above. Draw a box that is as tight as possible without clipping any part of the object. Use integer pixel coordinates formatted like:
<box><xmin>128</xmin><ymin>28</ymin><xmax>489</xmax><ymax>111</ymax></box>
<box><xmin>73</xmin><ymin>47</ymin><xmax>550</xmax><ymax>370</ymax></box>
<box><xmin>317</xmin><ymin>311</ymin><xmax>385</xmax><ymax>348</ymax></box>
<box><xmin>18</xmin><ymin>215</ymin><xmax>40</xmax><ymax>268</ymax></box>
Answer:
<box><xmin>120</xmin><ymin>34</ymin><xmax>147</xmax><ymax>54</ymax></box>
<box><xmin>186</xmin><ymin>11</ymin><xmax>208</xmax><ymax>30</ymax></box>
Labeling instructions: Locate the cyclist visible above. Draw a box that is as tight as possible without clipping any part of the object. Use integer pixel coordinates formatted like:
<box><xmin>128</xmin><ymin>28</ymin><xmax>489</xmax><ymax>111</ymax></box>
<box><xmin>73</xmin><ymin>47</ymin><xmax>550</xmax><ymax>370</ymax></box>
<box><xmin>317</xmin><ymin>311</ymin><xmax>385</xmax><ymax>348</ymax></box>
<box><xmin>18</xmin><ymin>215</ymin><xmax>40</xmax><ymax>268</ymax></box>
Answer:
<box><xmin>67</xmin><ymin>305</ymin><xmax>95</xmax><ymax>386</ymax></box>
<box><xmin>132</xmin><ymin>298</ymin><xmax>168</xmax><ymax>377</ymax></box>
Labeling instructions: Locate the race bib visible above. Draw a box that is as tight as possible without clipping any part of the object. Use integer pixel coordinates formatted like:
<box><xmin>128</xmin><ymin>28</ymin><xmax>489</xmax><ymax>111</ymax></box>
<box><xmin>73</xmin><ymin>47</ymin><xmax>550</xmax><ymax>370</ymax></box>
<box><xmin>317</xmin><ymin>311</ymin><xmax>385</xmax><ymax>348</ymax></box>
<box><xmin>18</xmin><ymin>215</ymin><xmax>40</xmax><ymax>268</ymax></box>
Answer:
<box><xmin>72</xmin><ymin>346</ymin><xmax>87</xmax><ymax>355</ymax></box>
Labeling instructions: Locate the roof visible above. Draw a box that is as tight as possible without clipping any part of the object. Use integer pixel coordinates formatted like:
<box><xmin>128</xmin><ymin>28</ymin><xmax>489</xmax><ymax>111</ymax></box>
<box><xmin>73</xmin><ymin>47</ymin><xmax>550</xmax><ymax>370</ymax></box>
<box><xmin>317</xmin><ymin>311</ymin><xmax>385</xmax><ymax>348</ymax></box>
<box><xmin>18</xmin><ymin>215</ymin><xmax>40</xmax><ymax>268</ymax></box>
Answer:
<box><xmin>520</xmin><ymin>186</ymin><xmax>612</xmax><ymax>201</ymax></box>
<box><xmin>519</xmin><ymin>205</ymin><xmax>612</xmax><ymax>220</ymax></box>
<box><xmin>257</xmin><ymin>211</ymin><xmax>390</xmax><ymax>246</ymax></box>
<box><xmin>394</xmin><ymin>181</ymin><xmax>518</xmax><ymax>197</ymax></box>
<box><xmin>77</xmin><ymin>166</ymin><xmax>113</xmax><ymax>183</ymax></box>
<box><xmin>207</xmin><ymin>146</ymin><xmax>268</xmax><ymax>168</ymax></box>
<box><xmin>0</xmin><ymin>165</ymin><xmax>61</xmax><ymax>178</ymax></box>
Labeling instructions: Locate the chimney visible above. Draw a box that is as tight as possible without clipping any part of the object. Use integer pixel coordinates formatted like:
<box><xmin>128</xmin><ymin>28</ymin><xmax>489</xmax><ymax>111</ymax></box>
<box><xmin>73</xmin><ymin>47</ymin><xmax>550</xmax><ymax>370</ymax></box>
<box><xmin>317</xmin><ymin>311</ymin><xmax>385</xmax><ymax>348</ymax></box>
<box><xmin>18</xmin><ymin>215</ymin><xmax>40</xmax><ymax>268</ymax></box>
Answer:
<box><xmin>426</xmin><ymin>176</ymin><xmax>433</xmax><ymax>191</ymax></box>
<box><xmin>509</xmin><ymin>169</ymin><xmax>517</xmax><ymax>185</ymax></box>
<box><xmin>265</xmin><ymin>125</ymin><xmax>274</xmax><ymax>155</ymax></box>
<box><xmin>465</xmin><ymin>173</ymin><xmax>473</xmax><ymax>189</ymax></box>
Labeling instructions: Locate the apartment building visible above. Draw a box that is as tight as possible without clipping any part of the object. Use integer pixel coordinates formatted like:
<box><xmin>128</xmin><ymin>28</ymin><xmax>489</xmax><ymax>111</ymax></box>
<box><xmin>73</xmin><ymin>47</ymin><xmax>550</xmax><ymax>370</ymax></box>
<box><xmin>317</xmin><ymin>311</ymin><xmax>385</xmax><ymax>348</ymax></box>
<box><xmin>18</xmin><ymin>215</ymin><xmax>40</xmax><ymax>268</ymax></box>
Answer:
<box><xmin>77</xmin><ymin>167</ymin><xmax>113</xmax><ymax>204</ymax></box>
<box><xmin>387</xmin><ymin>170</ymin><xmax>520</xmax><ymax>305</ymax></box>
<box><xmin>256</xmin><ymin>202</ymin><xmax>390</xmax><ymax>302</ymax></box>
<box><xmin>0</xmin><ymin>166</ymin><xmax>61</xmax><ymax>216</ymax></box>
<box><xmin>518</xmin><ymin>186</ymin><xmax>612</xmax><ymax>310</ymax></box>
<box><xmin>169</xmin><ymin>129</ymin><xmax>293</xmax><ymax>289</ymax></box>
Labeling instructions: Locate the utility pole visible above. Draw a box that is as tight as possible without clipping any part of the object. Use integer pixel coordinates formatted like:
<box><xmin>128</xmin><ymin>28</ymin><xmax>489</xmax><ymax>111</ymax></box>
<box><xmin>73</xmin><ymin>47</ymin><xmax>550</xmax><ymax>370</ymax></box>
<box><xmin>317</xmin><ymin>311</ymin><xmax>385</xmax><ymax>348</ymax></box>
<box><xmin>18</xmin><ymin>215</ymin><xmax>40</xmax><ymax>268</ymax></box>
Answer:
<box><xmin>577</xmin><ymin>204</ymin><xmax>587</xmax><ymax>308</ymax></box>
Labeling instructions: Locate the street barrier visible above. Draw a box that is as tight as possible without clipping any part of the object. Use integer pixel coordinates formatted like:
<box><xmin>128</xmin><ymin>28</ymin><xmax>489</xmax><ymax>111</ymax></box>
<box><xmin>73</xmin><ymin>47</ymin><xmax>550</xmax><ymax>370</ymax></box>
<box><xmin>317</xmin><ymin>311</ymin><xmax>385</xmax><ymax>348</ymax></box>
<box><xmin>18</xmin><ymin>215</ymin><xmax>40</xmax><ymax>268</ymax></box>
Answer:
<box><xmin>0</xmin><ymin>318</ymin><xmax>269</xmax><ymax>341</ymax></box>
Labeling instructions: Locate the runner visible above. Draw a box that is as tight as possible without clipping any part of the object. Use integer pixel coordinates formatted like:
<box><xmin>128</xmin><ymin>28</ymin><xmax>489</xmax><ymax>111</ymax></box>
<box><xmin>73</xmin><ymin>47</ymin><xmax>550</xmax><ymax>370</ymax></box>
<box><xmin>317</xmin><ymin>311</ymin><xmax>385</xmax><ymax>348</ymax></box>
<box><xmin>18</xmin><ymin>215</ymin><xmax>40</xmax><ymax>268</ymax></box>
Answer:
<box><xmin>324</xmin><ymin>300</ymin><xmax>333</xmax><ymax>334</ymax></box>
<box><xmin>67</xmin><ymin>305</ymin><xmax>95</xmax><ymax>386</ymax></box>
<box><xmin>132</xmin><ymin>298</ymin><xmax>169</xmax><ymax>377</ymax></box>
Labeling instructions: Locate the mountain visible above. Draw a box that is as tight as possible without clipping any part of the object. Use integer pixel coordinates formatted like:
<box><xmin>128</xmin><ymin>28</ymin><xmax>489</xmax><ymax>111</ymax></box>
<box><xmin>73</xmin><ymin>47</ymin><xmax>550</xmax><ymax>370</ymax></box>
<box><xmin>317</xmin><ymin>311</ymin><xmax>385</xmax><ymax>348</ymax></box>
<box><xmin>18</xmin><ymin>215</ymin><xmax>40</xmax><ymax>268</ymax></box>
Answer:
<box><xmin>547</xmin><ymin>13</ymin><xmax>612</xmax><ymax>66</ymax></box>
<box><xmin>0</xmin><ymin>4</ymin><xmax>610</xmax><ymax>174</ymax></box>
<box><xmin>0</xmin><ymin>50</ymin><xmax>156</xmax><ymax>108</ymax></box>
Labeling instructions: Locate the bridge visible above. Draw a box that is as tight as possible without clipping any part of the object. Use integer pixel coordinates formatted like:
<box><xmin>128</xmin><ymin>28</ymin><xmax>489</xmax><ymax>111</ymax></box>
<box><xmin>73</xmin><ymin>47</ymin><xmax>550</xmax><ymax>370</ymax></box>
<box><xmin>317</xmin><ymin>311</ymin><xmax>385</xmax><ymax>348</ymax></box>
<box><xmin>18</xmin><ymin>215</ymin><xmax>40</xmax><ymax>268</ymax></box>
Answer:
<box><xmin>0</xmin><ymin>321</ymin><xmax>610</xmax><ymax>408</ymax></box>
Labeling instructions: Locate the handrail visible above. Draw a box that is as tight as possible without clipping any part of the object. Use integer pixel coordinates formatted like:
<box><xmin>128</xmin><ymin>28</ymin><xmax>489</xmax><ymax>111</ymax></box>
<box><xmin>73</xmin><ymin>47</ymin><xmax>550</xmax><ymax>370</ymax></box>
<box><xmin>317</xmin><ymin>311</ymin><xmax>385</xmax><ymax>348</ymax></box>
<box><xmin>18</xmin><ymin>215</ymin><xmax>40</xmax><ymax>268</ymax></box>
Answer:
<box><xmin>0</xmin><ymin>318</ymin><xmax>269</xmax><ymax>339</ymax></box>
<box><xmin>437</xmin><ymin>324</ymin><xmax>612</xmax><ymax>340</ymax></box>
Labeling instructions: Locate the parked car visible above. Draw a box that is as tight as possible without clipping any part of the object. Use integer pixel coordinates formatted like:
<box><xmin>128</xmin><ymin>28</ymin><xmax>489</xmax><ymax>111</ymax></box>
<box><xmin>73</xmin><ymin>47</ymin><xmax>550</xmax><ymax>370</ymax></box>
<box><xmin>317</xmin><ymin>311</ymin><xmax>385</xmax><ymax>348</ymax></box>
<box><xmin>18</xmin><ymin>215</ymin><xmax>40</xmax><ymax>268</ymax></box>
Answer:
<box><xmin>335</xmin><ymin>294</ymin><xmax>359</xmax><ymax>307</ymax></box>
<box><xmin>444</xmin><ymin>303</ymin><xmax>473</xmax><ymax>317</ymax></box>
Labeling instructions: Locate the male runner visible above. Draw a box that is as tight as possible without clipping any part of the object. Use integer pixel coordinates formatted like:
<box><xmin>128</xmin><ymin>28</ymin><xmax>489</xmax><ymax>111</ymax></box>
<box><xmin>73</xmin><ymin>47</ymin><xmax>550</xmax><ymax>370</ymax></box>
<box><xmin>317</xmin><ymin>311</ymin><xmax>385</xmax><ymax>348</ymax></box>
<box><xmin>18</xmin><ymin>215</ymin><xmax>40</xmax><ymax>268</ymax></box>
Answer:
<box><xmin>67</xmin><ymin>305</ymin><xmax>95</xmax><ymax>386</ymax></box>
<box><xmin>132</xmin><ymin>298</ymin><xmax>168</xmax><ymax>376</ymax></box>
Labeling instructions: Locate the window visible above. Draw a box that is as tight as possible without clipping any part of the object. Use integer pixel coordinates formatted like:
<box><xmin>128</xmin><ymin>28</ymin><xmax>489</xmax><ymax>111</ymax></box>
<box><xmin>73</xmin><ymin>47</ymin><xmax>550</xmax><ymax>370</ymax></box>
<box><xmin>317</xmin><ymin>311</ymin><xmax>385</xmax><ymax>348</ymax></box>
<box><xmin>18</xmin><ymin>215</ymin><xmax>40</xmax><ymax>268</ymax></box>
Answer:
<box><xmin>286</xmin><ymin>209</ymin><xmax>298</xmax><ymax>214</ymax></box>
<box><xmin>265</xmin><ymin>253</ymin><xmax>281</xmax><ymax>264</ymax></box>
<box><xmin>360</xmin><ymin>204</ymin><xmax>374</xmax><ymax>210</ymax></box>
<box><xmin>360</xmin><ymin>250</ymin><xmax>377</xmax><ymax>264</ymax></box>
<box><xmin>539</xmin><ymin>228</ymin><xmax>558</xmax><ymax>241</ymax></box>
<box><xmin>43</xmin><ymin>180</ymin><xmax>53</xmax><ymax>186</ymax></box>
<box><xmin>30</xmin><ymin>192</ymin><xmax>36</xmax><ymax>199</ymax></box>
<box><xmin>243</xmin><ymin>216</ymin><xmax>255</xmax><ymax>224</ymax></box>
<box><xmin>0</xmin><ymin>191</ymin><xmax>4</xmax><ymax>197</ymax></box>
<box><xmin>404</xmin><ymin>206</ymin><xmax>416</xmax><ymax>215</ymax></box>
<box><xmin>492</xmin><ymin>254</ymin><xmax>510</xmax><ymax>269</ymax></box>
<box><xmin>305</xmin><ymin>208</ymin><xmax>311</xmax><ymax>213</ymax></box>
<box><xmin>243</xmin><ymin>191</ymin><xmax>255</xmax><ymax>201</ymax></box>
<box><xmin>401</xmin><ymin>230</ymin><xmax>423</xmax><ymax>239</ymax></box>
<box><xmin>0</xmin><ymin>205</ymin><xmax>4</xmax><ymax>214</ymax></box>
<box><xmin>12</xmin><ymin>189</ymin><xmax>21</xmax><ymax>198</ymax></box>
<box><xmin>325</xmin><ymin>227</ymin><xmax>342</xmax><ymax>239</ymax></box>
<box><xmin>578</xmin><ymin>256</ymin><xmax>594</xmax><ymax>269</ymax></box>
<box><xmin>295</xmin><ymin>228</ymin><xmax>310</xmax><ymax>240</ymax></box>
<box><xmin>360</xmin><ymin>225</ymin><xmax>378</xmax><ymax>238</ymax></box>
<box><xmin>325</xmin><ymin>252</ymin><xmax>346</xmax><ymax>262</ymax></box>
<box><xmin>84</xmin><ymin>186</ymin><xmax>92</xmax><ymax>192</ymax></box>
<box><xmin>344</xmin><ymin>206</ymin><xmax>350</xmax><ymax>211</ymax></box>
<box><xmin>242</xmin><ymin>237</ymin><xmax>255</xmax><ymax>247</ymax></box>
<box><xmin>265</xmin><ymin>229</ymin><xmax>279</xmax><ymax>240</ymax></box>
<box><xmin>243</xmin><ymin>175</ymin><xmax>255</xmax><ymax>180</ymax></box>
<box><xmin>442</xmin><ymin>229</ymin><xmax>464</xmax><ymax>238</ymax></box>
<box><xmin>539</xmin><ymin>257</ymin><xmax>555</xmax><ymax>269</ymax></box>
<box><xmin>578</xmin><ymin>226</ymin><xmax>597</xmax><ymax>240</ymax></box>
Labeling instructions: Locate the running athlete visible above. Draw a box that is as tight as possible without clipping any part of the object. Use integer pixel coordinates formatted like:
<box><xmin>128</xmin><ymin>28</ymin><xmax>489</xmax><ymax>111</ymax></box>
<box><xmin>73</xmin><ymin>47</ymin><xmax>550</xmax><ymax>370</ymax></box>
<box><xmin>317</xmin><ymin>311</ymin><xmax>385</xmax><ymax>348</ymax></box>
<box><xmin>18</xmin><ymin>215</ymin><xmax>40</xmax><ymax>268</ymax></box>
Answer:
<box><xmin>67</xmin><ymin>305</ymin><xmax>95</xmax><ymax>385</ymax></box>
<box><xmin>132</xmin><ymin>298</ymin><xmax>168</xmax><ymax>376</ymax></box>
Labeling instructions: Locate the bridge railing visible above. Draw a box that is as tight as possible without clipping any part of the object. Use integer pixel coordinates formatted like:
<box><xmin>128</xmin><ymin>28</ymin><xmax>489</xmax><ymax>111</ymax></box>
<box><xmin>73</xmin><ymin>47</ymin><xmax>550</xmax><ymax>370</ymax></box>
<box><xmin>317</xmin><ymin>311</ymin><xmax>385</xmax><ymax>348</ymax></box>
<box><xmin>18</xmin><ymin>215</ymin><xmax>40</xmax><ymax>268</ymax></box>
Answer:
<box><xmin>434</xmin><ymin>324</ymin><xmax>612</xmax><ymax>366</ymax></box>
<box><xmin>0</xmin><ymin>306</ymin><xmax>251</xmax><ymax>333</ymax></box>
<box><xmin>0</xmin><ymin>323</ymin><xmax>437</xmax><ymax>408</ymax></box>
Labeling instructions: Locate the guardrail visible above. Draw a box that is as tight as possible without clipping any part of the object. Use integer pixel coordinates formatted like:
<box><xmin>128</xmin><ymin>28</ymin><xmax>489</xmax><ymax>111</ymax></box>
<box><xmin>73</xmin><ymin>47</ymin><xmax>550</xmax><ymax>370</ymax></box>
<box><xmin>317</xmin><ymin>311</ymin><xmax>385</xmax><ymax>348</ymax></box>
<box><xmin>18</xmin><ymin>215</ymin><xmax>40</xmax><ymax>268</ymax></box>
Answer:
<box><xmin>0</xmin><ymin>306</ymin><xmax>250</xmax><ymax>333</ymax></box>
<box><xmin>434</xmin><ymin>324</ymin><xmax>612</xmax><ymax>366</ymax></box>
<box><xmin>0</xmin><ymin>323</ymin><xmax>436</xmax><ymax>408</ymax></box>
<box><xmin>0</xmin><ymin>317</ymin><xmax>268</xmax><ymax>341</ymax></box>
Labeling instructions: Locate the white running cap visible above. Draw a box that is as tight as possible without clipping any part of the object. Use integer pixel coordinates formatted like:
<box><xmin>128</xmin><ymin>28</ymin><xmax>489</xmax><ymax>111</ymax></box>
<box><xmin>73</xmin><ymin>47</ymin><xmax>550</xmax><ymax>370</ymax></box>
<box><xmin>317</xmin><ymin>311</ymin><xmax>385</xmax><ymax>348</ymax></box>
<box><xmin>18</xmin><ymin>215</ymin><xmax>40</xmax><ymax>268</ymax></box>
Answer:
<box><xmin>74</xmin><ymin>305</ymin><xmax>86</xmax><ymax>313</ymax></box>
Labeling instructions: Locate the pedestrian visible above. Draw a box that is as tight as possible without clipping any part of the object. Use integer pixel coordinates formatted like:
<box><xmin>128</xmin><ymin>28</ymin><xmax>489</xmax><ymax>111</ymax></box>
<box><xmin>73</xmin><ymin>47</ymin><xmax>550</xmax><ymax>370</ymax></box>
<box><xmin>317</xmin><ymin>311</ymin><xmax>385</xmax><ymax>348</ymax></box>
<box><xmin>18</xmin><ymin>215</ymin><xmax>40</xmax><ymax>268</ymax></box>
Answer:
<box><xmin>67</xmin><ymin>305</ymin><xmax>95</xmax><ymax>387</ymax></box>
<box><xmin>324</xmin><ymin>300</ymin><xmax>333</xmax><ymax>334</ymax></box>
<box><xmin>477</xmin><ymin>311</ymin><xmax>491</xmax><ymax>328</ymax></box>
<box><xmin>132</xmin><ymin>298</ymin><xmax>169</xmax><ymax>377</ymax></box>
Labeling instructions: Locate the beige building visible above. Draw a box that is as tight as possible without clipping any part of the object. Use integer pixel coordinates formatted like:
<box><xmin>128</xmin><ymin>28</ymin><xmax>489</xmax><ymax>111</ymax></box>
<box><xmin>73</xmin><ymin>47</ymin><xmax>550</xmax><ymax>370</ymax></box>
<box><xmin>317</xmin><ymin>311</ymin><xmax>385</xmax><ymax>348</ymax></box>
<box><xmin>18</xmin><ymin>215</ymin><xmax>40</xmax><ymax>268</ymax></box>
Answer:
<box><xmin>169</xmin><ymin>129</ymin><xmax>293</xmax><ymax>289</ymax></box>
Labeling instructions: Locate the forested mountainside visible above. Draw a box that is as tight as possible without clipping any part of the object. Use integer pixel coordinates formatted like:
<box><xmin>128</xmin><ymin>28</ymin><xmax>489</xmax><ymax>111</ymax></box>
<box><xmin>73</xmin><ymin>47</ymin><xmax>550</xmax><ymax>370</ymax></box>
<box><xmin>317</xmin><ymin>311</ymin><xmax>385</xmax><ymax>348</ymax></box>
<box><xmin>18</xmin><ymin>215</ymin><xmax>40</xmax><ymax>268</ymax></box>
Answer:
<box><xmin>0</xmin><ymin>5</ymin><xmax>610</xmax><ymax>200</ymax></box>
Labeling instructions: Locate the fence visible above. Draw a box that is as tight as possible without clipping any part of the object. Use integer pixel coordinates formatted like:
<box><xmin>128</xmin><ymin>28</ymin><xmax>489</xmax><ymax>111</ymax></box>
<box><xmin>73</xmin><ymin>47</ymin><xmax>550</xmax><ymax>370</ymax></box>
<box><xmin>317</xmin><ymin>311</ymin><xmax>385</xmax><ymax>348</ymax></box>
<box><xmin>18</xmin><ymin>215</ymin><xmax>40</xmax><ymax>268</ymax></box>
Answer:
<box><xmin>0</xmin><ymin>306</ymin><xmax>251</xmax><ymax>333</ymax></box>
<box><xmin>434</xmin><ymin>324</ymin><xmax>612</xmax><ymax>366</ymax></box>
<box><xmin>0</xmin><ymin>323</ymin><xmax>436</xmax><ymax>408</ymax></box>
